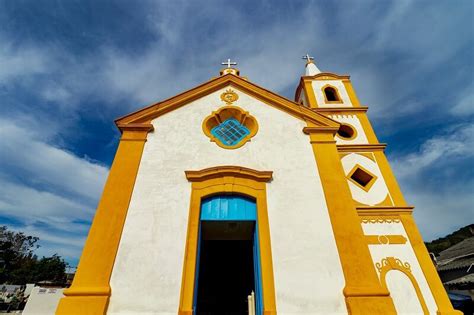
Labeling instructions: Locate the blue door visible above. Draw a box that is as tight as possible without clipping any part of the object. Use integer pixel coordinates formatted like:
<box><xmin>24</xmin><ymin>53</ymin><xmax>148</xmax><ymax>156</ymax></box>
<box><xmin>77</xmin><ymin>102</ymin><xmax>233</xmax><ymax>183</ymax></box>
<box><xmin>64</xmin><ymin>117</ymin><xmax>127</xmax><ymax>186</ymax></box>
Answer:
<box><xmin>194</xmin><ymin>195</ymin><xmax>263</xmax><ymax>314</ymax></box>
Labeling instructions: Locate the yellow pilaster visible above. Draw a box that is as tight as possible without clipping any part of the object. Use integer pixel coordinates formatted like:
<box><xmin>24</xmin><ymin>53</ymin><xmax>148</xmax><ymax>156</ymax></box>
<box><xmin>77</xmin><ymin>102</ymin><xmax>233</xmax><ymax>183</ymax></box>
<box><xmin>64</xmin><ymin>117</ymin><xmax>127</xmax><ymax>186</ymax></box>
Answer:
<box><xmin>56</xmin><ymin>124</ymin><xmax>153</xmax><ymax>315</ymax></box>
<box><xmin>342</xmin><ymin>79</ymin><xmax>362</xmax><ymax>107</ymax></box>
<box><xmin>303</xmin><ymin>126</ymin><xmax>396</xmax><ymax>314</ymax></box>
<box><xmin>303</xmin><ymin>80</ymin><xmax>318</xmax><ymax>108</ymax></box>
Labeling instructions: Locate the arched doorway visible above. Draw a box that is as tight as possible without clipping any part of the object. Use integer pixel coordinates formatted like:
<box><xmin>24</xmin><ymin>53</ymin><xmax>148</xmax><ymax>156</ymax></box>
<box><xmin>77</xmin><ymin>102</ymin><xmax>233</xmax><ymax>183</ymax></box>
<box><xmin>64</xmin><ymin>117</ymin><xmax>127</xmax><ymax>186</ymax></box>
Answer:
<box><xmin>193</xmin><ymin>195</ymin><xmax>263</xmax><ymax>315</ymax></box>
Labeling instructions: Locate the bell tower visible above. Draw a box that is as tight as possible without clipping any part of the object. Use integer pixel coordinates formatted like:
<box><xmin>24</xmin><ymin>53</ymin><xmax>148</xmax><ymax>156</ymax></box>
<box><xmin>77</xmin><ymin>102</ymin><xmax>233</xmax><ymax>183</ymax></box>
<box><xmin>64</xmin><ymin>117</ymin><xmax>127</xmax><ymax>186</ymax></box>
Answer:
<box><xmin>295</xmin><ymin>55</ymin><xmax>461</xmax><ymax>315</ymax></box>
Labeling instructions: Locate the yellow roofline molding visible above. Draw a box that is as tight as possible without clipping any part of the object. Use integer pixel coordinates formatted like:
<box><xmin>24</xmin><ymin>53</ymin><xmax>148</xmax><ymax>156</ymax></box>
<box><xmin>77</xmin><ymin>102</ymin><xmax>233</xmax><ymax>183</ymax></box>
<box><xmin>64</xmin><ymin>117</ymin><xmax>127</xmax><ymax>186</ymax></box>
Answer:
<box><xmin>116</xmin><ymin>123</ymin><xmax>154</xmax><ymax>133</ymax></box>
<box><xmin>303</xmin><ymin>72</ymin><xmax>351</xmax><ymax>80</ymax></box>
<box><xmin>357</xmin><ymin>206</ymin><xmax>414</xmax><ymax>217</ymax></box>
<box><xmin>337</xmin><ymin>144</ymin><xmax>387</xmax><ymax>152</ymax></box>
<box><xmin>302</xmin><ymin>126</ymin><xmax>339</xmax><ymax>134</ymax></box>
<box><xmin>115</xmin><ymin>73</ymin><xmax>339</xmax><ymax>129</ymax></box>
<box><xmin>314</xmin><ymin>107</ymin><xmax>369</xmax><ymax>113</ymax></box>
<box><xmin>185</xmin><ymin>166</ymin><xmax>273</xmax><ymax>183</ymax></box>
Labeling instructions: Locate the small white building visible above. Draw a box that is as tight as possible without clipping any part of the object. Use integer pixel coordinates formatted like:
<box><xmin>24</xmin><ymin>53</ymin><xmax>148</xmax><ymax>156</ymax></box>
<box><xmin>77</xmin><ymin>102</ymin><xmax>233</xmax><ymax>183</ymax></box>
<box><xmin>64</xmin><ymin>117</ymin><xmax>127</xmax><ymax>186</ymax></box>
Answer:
<box><xmin>22</xmin><ymin>286</ymin><xmax>64</xmax><ymax>315</ymax></box>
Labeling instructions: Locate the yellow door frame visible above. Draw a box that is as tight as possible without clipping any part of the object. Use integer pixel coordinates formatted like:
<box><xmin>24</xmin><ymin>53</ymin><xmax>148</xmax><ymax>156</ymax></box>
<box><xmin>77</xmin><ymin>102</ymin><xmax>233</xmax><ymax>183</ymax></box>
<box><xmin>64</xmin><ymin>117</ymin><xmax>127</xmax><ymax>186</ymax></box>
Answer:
<box><xmin>179</xmin><ymin>166</ymin><xmax>276</xmax><ymax>315</ymax></box>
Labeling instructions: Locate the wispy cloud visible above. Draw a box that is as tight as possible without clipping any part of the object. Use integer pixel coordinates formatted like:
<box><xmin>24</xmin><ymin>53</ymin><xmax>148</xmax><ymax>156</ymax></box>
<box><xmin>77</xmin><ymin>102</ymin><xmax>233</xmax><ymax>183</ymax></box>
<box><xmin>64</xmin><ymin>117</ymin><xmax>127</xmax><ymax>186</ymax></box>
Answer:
<box><xmin>391</xmin><ymin>124</ymin><xmax>474</xmax><ymax>240</ymax></box>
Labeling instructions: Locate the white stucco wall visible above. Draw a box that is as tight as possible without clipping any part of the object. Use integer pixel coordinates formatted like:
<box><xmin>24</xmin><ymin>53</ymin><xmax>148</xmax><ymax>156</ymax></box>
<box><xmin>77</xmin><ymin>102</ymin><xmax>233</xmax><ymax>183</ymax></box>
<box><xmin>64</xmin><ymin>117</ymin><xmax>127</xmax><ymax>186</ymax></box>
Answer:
<box><xmin>23</xmin><ymin>287</ymin><xmax>64</xmax><ymax>315</ymax></box>
<box><xmin>108</xmin><ymin>86</ymin><xmax>347</xmax><ymax>314</ymax></box>
<box><xmin>311</xmin><ymin>80</ymin><xmax>352</xmax><ymax>107</ymax></box>
<box><xmin>361</xmin><ymin>222</ymin><xmax>438</xmax><ymax>314</ymax></box>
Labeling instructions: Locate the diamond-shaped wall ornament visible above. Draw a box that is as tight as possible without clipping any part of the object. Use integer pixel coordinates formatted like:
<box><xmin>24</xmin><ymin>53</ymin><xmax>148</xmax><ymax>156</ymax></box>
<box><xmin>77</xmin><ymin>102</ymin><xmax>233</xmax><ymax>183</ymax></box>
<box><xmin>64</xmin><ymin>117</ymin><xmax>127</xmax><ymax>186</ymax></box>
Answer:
<box><xmin>347</xmin><ymin>164</ymin><xmax>378</xmax><ymax>192</ymax></box>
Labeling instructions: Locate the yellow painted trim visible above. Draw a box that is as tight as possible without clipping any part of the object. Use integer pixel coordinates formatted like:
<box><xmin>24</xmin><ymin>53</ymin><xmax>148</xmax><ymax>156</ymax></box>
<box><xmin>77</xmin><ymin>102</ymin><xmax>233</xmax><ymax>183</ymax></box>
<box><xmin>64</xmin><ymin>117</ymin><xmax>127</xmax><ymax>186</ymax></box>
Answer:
<box><xmin>305</xmin><ymin>72</ymin><xmax>351</xmax><ymax>80</ymax></box>
<box><xmin>365</xmin><ymin>235</ymin><xmax>407</xmax><ymax>245</ymax></box>
<box><xmin>399</xmin><ymin>214</ymin><xmax>462</xmax><ymax>315</ymax></box>
<box><xmin>315</xmin><ymin>106</ymin><xmax>369</xmax><ymax>113</ymax></box>
<box><xmin>116</xmin><ymin>73</ymin><xmax>339</xmax><ymax>129</ymax></box>
<box><xmin>373</xmin><ymin>151</ymin><xmax>407</xmax><ymax>206</ymax></box>
<box><xmin>337</xmin><ymin>144</ymin><xmax>387</xmax><ymax>152</ymax></box>
<box><xmin>374</xmin><ymin>194</ymin><xmax>395</xmax><ymax>207</ymax></box>
<box><xmin>347</xmin><ymin>164</ymin><xmax>378</xmax><ymax>192</ymax></box>
<box><xmin>357</xmin><ymin>152</ymin><xmax>376</xmax><ymax>162</ymax></box>
<box><xmin>321</xmin><ymin>84</ymin><xmax>343</xmax><ymax>104</ymax></box>
<box><xmin>342</xmin><ymin>79</ymin><xmax>362</xmax><ymax>107</ymax></box>
<box><xmin>357</xmin><ymin>113</ymin><xmax>380</xmax><ymax>144</ymax></box>
<box><xmin>179</xmin><ymin>166</ymin><xmax>276</xmax><ymax>315</ymax></box>
<box><xmin>304</xmin><ymin>129</ymin><xmax>396</xmax><ymax>314</ymax></box>
<box><xmin>202</xmin><ymin>105</ymin><xmax>259</xmax><ymax>149</ymax></box>
<box><xmin>357</xmin><ymin>206</ymin><xmax>413</xmax><ymax>220</ymax></box>
<box><xmin>185</xmin><ymin>165</ymin><xmax>273</xmax><ymax>182</ymax></box>
<box><xmin>376</xmin><ymin>257</ymin><xmax>429</xmax><ymax>315</ymax></box>
<box><xmin>303</xmin><ymin>80</ymin><xmax>318</xmax><ymax>108</ymax></box>
<box><xmin>56</xmin><ymin>129</ymin><xmax>151</xmax><ymax>315</ymax></box>
<box><xmin>361</xmin><ymin>217</ymin><xmax>401</xmax><ymax>224</ymax></box>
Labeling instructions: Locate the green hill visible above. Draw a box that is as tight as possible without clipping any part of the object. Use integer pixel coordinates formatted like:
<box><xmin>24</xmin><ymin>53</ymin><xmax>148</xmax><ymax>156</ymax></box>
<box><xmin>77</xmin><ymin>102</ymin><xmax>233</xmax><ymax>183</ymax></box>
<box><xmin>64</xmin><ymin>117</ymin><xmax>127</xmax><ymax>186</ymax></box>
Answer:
<box><xmin>425</xmin><ymin>224</ymin><xmax>474</xmax><ymax>256</ymax></box>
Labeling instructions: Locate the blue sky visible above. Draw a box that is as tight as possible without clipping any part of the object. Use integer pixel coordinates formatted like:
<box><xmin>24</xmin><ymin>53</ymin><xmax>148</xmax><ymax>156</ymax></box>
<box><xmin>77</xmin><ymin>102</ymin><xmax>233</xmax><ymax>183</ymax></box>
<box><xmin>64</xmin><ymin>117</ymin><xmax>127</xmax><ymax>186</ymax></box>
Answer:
<box><xmin>0</xmin><ymin>0</ymin><xmax>472</xmax><ymax>266</ymax></box>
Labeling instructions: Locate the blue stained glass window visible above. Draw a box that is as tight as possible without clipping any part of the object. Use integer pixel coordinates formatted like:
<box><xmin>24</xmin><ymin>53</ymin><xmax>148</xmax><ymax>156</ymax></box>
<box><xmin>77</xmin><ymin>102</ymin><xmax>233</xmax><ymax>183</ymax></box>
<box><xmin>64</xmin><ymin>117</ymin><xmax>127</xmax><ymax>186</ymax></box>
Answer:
<box><xmin>211</xmin><ymin>118</ymin><xmax>250</xmax><ymax>146</ymax></box>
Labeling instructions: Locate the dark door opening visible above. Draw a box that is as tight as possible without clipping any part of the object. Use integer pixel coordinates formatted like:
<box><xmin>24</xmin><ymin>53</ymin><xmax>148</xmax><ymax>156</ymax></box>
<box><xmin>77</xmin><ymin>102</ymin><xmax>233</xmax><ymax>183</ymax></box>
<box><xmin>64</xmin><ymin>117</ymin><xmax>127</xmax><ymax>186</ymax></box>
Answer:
<box><xmin>195</xmin><ymin>221</ymin><xmax>256</xmax><ymax>315</ymax></box>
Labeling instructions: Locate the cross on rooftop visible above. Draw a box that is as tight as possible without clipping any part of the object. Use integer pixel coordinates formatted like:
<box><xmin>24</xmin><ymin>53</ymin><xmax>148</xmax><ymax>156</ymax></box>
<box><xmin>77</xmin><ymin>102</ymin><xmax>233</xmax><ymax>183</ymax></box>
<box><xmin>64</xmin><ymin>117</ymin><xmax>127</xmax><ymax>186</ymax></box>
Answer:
<box><xmin>221</xmin><ymin>58</ymin><xmax>237</xmax><ymax>68</ymax></box>
<box><xmin>302</xmin><ymin>54</ymin><xmax>314</xmax><ymax>62</ymax></box>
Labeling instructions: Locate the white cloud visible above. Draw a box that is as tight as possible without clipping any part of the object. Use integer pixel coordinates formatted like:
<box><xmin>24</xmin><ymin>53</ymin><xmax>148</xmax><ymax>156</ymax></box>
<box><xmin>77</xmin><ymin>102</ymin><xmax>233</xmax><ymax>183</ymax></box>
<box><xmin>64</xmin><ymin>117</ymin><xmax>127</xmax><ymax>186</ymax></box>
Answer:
<box><xmin>391</xmin><ymin>124</ymin><xmax>474</xmax><ymax>240</ymax></box>
<box><xmin>392</xmin><ymin>124</ymin><xmax>474</xmax><ymax>178</ymax></box>
<box><xmin>0</xmin><ymin>121</ymin><xmax>109</xmax><ymax>202</ymax></box>
<box><xmin>0</xmin><ymin>42</ymin><xmax>49</xmax><ymax>82</ymax></box>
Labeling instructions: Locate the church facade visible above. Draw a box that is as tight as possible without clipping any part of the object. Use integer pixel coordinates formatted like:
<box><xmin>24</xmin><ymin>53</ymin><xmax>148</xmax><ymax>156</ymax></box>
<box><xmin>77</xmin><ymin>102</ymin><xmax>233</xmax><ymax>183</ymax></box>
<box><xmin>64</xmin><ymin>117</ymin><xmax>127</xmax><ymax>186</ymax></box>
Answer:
<box><xmin>56</xmin><ymin>60</ymin><xmax>460</xmax><ymax>315</ymax></box>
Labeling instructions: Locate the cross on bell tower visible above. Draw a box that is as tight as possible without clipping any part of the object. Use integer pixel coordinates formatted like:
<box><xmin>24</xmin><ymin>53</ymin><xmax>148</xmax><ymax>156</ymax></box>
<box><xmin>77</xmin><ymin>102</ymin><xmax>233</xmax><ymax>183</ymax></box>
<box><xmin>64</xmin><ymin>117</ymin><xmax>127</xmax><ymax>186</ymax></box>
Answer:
<box><xmin>302</xmin><ymin>53</ymin><xmax>321</xmax><ymax>76</ymax></box>
<box><xmin>220</xmin><ymin>58</ymin><xmax>240</xmax><ymax>76</ymax></box>
<box><xmin>302</xmin><ymin>54</ymin><xmax>314</xmax><ymax>63</ymax></box>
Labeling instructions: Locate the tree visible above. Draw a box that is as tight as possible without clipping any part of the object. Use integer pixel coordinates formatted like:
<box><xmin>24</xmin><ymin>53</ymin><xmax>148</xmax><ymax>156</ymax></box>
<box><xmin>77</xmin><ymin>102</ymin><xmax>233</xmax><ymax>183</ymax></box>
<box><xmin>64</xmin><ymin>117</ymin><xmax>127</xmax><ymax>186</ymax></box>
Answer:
<box><xmin>0</xmin><ymin>226</ymin><xmax>67</xmax><ymax>285</ymax></box>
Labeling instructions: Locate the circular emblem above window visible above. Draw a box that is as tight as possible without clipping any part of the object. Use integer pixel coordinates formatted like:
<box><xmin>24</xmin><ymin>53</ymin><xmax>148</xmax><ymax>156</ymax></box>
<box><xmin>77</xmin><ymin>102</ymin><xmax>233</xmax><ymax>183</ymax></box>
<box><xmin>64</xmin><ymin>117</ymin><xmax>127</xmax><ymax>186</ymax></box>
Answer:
<box><xmin>203</xmin><ymin>90</ymin><xmax>258</xmax><ymax>149</ymax></box>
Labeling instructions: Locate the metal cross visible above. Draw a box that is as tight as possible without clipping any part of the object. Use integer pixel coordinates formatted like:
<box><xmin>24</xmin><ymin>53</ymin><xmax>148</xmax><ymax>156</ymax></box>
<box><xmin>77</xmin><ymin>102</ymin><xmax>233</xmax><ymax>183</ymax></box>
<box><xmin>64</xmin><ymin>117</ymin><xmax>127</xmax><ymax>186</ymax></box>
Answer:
<box><xmin>221</xmin><ymin>58</ymin><xmax>237</xmax><ymax>68</ymax></box>
<box><xmin>302</xmin><ymin>54</ymin><xmax>314</xmax><ymax>62</ymax></box>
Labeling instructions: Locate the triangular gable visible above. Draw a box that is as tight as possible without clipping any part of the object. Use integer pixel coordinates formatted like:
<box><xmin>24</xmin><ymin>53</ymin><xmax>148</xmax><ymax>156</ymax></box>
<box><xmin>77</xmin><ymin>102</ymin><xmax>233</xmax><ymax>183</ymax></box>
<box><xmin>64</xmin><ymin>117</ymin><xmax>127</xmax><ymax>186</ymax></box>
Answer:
<box><xmin>115</xmin><ymin>73</ymin><xmax>339</xmax><ymax>130</ymax></box>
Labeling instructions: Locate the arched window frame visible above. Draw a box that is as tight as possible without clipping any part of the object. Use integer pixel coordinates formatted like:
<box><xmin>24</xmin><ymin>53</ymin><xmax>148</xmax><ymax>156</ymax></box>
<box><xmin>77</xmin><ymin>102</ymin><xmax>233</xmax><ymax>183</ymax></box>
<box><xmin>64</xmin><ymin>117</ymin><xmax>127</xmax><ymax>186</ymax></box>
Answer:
<box><xmin>376</xmin><ymin>257</ymin><xmax>429</xmax><ymax>314</ymax></box>
<box><xmin>322</xmin><ymin>84</ymin><xmax>343</xmax><ymax>104</ymax></box>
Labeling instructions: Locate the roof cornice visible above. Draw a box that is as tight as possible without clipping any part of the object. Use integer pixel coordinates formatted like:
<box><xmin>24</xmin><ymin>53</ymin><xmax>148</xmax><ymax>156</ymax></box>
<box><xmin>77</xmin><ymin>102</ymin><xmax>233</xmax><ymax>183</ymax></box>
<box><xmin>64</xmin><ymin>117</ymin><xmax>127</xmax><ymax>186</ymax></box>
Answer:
<box><xmin>115</xmin><ymin>74</ymin><xmax>339</xmax><ymax>129</ymax></box>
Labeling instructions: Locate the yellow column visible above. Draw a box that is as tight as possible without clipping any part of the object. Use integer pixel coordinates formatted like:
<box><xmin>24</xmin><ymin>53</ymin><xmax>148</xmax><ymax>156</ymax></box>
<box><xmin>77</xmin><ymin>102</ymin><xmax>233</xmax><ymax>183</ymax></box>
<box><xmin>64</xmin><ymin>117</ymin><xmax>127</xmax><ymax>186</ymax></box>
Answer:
<box><xmin>304</xmin><ymin>126</ymin><xmax>396</xmax><ymax>314</ymax></box>
<box><xmin>56</xmin><ymin>124</ymin><xmax>153</xmax><ymax>315</ymax></box>
<box><xmin>400</xmin><ymin>214</ymin><xmax>462</xmax><ymax>315</ymax></box>
<box><xmin>303</xmin><ymin>80</ymin><xmax>319</xmax><ymax>108</ymax></box>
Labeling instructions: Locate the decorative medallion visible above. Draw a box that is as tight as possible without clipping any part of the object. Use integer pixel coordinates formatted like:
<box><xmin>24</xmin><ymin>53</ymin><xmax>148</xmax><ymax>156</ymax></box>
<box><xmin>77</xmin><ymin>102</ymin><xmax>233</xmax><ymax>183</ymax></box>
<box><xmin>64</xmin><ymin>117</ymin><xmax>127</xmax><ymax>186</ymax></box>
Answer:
<box><xmin>220</xmin><ymin>89</ymin><xmax>239</xmax><ymax>105</ymax></box>
<box><xmin>203</xmin><ymin>105</ymin><xmax>258</xmax><ymax>149</ymax></box>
